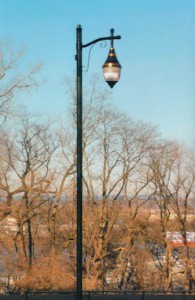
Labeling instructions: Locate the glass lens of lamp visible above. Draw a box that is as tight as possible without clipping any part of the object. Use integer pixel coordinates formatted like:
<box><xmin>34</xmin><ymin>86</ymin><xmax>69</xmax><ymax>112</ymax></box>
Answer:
<box><xmin>103</xmin><ymin>65</ymin><xmax>121</xmax><ymax>82</ymax></box>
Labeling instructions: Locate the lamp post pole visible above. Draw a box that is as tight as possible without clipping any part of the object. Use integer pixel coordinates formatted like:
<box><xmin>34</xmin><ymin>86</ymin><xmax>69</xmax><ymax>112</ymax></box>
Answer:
<box><xmin>76</xmin><ymin>24</ymin><xmax>83</xmax><ymax>300</ymax></box>
<box><xmin>75</xmin><ymin>24</ymin><xmax>121</xmax><ymax>300</ymax></box>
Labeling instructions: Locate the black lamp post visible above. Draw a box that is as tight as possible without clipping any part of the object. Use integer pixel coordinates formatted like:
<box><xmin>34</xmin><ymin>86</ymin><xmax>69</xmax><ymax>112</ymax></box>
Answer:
<box><xmin>75</xmin><ymin>25</ymin><xmax>121</xmax><ymax>300</ymax></box>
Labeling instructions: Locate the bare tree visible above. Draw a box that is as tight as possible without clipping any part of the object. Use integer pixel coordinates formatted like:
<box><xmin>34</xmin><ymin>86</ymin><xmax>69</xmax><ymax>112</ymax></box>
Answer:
<box><xmin>46</xmin><ymin>126</ymin><xmax>76</xmax><ymax>256</ymax></box>
<box><xmin>170</xmin><ymin>146</ymin><xmax>195</xmax><ymax>290</ymax></box>
<box><xmin>0</xmin><ymin>116</ymin><xmax>57</xmax><ymax>267</ymax></box>
<box><xmin>75</xmin><ymin>82</ymin><xmax>159</xmax><ymax>289</ymax></box>
<box><xmin>0</xmin><ymin>41</ymin><xmax>41</xmax><ymax>120</ymax></box>
<box><xmin>146</xmin><ymin>141</ymin><xmax>178</xmax><ymax>290</ymax></box>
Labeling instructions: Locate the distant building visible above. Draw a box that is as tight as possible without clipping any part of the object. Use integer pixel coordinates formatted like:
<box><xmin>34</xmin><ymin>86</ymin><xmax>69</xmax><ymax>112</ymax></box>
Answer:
<box><xmin>0</xmin><ymin>216</ymin><xmax>18</xmax><ymax>233</ymax></box>
<box><xmin>166</xmin><ymin>231</ymin><xmax>195</xmax><ymax>247</ymax></box>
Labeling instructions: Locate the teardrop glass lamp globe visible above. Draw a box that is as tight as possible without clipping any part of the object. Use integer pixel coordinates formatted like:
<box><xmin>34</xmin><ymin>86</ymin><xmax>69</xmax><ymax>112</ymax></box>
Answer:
<box><xmin>102</xmin><ymin>47</ymin><xmax>122</xmax><ymax>88</ymax></box>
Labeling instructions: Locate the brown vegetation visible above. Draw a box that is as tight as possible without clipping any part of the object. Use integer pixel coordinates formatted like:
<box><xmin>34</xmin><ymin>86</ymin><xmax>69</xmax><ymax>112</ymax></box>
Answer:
<box><xmin>0</xmin><ymin>45</ymin><xmax>194</xmax><ymax>293</ymax></box>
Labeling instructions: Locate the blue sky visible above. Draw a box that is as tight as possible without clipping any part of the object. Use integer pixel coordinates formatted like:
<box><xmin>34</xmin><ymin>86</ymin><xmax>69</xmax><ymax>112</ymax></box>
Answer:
<box><xmin>0</xmin><ymin>0</ymin><xmax>194</xmax><ymax>145</ymax></box>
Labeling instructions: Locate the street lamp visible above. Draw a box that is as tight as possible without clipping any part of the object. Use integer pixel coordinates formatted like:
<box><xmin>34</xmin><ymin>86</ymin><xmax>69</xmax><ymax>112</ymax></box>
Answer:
<box><xmin>75</xmin><ymin>25</ymin><xmax>121</xmax><ymax>300</ymax></box>
<box><xmin>102</xmin><ymin>28</ymin><xmax>122</xmax><ymax>88</ymax></box>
